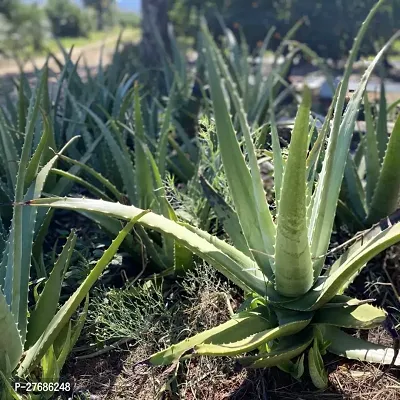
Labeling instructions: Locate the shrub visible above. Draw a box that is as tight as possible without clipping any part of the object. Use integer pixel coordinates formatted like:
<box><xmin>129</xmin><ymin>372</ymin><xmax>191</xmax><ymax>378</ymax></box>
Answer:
<box><xmin>0</xmin><ymin>3</ymin><xmax>50</xmax><ymax>59</ymax></box>
<box><xmin>116</xmin><ymin>11</ymin><xmax>140</xmax><ymax>29</ymax></box>
<box><xmin>169</xmin><ymin>0</ymin><xmax>400</xmax><ymax>60</ymax></box>
<box><xmin>0</xmin><ymin>0</ymin><xmax>15</xmax><ymax>18</ymax></box>
<box><xmin>46</xmin><ymin>0</ymin><xmax>94</xmax><ymax>38</ymax></box>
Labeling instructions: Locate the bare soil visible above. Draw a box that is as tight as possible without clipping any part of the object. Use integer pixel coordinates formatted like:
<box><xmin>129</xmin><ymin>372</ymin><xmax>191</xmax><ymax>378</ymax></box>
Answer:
<box><xmin>63</xmin><ymin>327</ymin><xmax>400</xmax><ymax>400</ymax></box>
<box><xmin>62</xmin><ymin>259</ymin><xmax>400</xmax><ymax>400</ymax></box>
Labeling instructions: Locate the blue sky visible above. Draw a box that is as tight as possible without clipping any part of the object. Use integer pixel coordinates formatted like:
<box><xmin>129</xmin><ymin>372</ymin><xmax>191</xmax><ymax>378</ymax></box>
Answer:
<box><xmin>116</xmin><ymin>0</ymin><xmax>141</xmax><ymax>12</ymax></box>
<box><xmin>24</xmin><ymin>0</ymin><xmax>141</xmax><ymax>13</ymax></box>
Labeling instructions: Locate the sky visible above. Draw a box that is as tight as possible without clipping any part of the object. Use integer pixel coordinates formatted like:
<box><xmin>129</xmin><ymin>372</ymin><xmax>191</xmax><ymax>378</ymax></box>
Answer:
<box><xmin>116</xmin><ymin>0</ymin><xmax>141</xmax><ymax>12</ymax></box>
<box><xmin>24</xmin><ymin>0</ymin><xmax>141</xmax><ymax>13</ymax></box>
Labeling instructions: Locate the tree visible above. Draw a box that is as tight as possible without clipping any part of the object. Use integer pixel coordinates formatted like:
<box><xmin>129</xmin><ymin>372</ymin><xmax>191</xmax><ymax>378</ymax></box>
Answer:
<box><xmin>276</xmin><ymin>0</ymin><xmax>399</xmax><ymax>61</ymax></box>
<box><xmin>140</xmin><ymin>0</ymin><xmax>170</xmax><ymax>69</ymax></box>
<box><xmin>169</xmin><ymin>0</ymin><xmax>225</xmax><ymax>40</ymax></box>
<box><xmin>0</xmin><ymin>2</ymin><xmax>50</xmax><ymax>62</ymax></box>
<box><xmin>169</xmin><ymin>0</ymin><xmax>400</xmax><ymax>61</ymax></box>
<box><xmin>47</xmin><ymin>0</ymin><xmax>94</xmax><ymax>38</ymax></box>
<box><xmin>169</xmin><ymin>0</ymin><xmax>287</xmax><ymax>52</ymax></box>
<box><xmin>82</xmin><ymin>0</ymin><xmax>115</xmax><ymax>30</ymax></box>
<box><xmin>0</xmin><ymin>0</ymin><xmax>14</xmax><ymax>18</ymax></box>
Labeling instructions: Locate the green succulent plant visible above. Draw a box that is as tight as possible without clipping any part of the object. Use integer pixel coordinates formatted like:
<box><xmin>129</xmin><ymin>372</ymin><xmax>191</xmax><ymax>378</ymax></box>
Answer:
<box><xmin>341</xmin><ymin>89</ymin><xmax>400</xmax><ymax>229</ymax></box>
<box><xmin>0</xmin><ymin>70</ymin><xmax>148</xmax><ymax>400</ymax></box>
<box><xmin>52</xmin><ymin>82</ymin><xmax>196</xmax><ymax>276</ymax></box>
<box><xmin>24</xmin><ymin>0</ymin><xmax>400</xmax><ymax>389</ymax></box>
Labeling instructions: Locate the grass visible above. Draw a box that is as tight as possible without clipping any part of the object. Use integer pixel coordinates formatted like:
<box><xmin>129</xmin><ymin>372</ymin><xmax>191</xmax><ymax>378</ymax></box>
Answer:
<box><xmin>393</xmin><ymin>39</ymin><xmax>400</xmax><ymax>53</ymax></box>
<box><xmin>52</xmin><ymin>27</ymin><xmax>139</xmax><ymax>50</ymax></box>
<box><xmin>366</xmin><ymin>39</ymin><xmax>400</xmax><ymax>61</ymax></box>
<box><xmin>24</xmin><ymin>27</ymin><xmax>140</xmax><ymax>60</ymax></box>
<box><xmin>65</xmin><ymin>264</ymin><xmax>235</xmax><ymax>398</ymax></box>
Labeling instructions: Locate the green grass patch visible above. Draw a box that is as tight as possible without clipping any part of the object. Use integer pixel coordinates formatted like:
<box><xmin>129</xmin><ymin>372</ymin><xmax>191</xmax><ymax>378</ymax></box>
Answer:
<box><xmin>393</xmin><ymin>39</ymin><xmax>400</xmax><ymax>53</ymax></box>
<box><xmin>32</xmin><ymin>27</ymin><xmax>141</xmax><ymax>58</ymax></box>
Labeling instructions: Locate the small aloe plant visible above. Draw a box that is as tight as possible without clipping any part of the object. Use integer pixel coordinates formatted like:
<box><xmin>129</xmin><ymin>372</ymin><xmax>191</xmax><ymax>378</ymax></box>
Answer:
<box><xmin>55</xmin><ymin>82</ymin><xmax>195</xmax><ymax>276</ymax></box>
<box><xmin>214</xmin><ymin>17</ymin><xmax>305</xmax><ymax>129</ymax></box>
<box><xmin>341</xmin><ymin>89</ymin><xmax>400</xmax><ymax>229</ymax></box>
<box><xmin>26</xmin><ymin>0</ymin><xmax>400</xmax><ymax>389</ymax></box>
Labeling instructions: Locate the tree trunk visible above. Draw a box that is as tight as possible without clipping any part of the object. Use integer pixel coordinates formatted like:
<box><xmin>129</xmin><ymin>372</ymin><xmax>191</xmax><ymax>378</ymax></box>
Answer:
<box><xmin>97</xmin><ymin>9</ymin><xmax>104</xmax><ymax>31</ymax></box>
<box><xmin>140</xmin><ymin>0</ymin><xmax>170</xmax><ymax>69</ymax></box>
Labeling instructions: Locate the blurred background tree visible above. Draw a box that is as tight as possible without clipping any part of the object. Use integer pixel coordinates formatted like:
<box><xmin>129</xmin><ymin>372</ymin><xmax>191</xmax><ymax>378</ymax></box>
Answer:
<box><xmin>168</xmin><ymin>0</ymin><xmax>400</xmax><ymax>61</ymax></box>
<box><xmin>116</xmin><ymin>10</ymin><xmax>140</xmax><ymax>29</ymax></box>
<box><xmin>284</xmin><ymin>0</ymin><xmax>398</xmax><ymax>62</ymax></box>
<box><xmin>168</xmin><ymin>0</ymin><xmax>226</xmax><ymax>43</ymax></box>
<box><xmin>82</xmin><ymin>0</ymin><xmax>117</xmax><ymax>31</ymax></box>
<box><xmin>0</xmin><ymin>0</ymin><xmax>14</xmax><ymax>18</ymax></box>
<box><xmin>140</xmin><ymin>0</ymin><xmax>170</xmax><ymax>68</ymax></box>
<box><xmin>0</xmin><ymin>1</ymin><xmax>50</xmax><ymax>61</ymax></box>
<box><xmin>0</xmin><ymin>0</ymin><xmax>139</xmax><ymax>63</ymax></box>
<box><xmin>46</xmin><ymin>0</ymin><xmax>95</xmax><ymax>38</ymax></box>
<box><xmin>0</xmin><ymin>0</ymin><xmax>397</xmax><ymax>67</ymax></box>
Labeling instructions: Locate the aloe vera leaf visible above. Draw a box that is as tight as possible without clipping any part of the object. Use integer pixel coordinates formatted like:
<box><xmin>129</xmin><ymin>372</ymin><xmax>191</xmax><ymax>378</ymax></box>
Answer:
<box><xmin>202</xmin><ymin>24</ymin><xmax>276</xmax><ymax>278</ymax></box>
<box><xmin>367</xmin><ymin>114</ymin><xmax>400</xmax><ymax>224</ymax></box>
<box><xmin>28</xmin><ymin>197</ymin><xmax>269</xmax><ymax>295</ymax></box>
<box><xmin>18</xmin><ymin>213</ymin><xmax>148</xmax><ymax>376</ymax></box>
<box><xmin>274</xmin><ymin>89</ymin><xmax>313</xmax><ymax>297</ymax></box>
<box><xmin>25</xmin><ymin>232</ymin><xmax>77</xmax><ymax>348</ymax></box>
<box><xmin>322</xmin><ymin>325</ymin><xmax>400</xmax><ymax>365</ymax></box>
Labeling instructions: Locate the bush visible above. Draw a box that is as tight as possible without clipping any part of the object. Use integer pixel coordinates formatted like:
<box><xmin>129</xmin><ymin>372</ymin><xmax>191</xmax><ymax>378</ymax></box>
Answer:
<box><xmin>83</xmin><ymin>0</ymin><xmax>117</xmax><ymax>30</ymax></box>
<box><xmin>169</xmin><ymin>0</ymin><xmax>399</xmax><ymax>60</ymax></box>
<box><xmin>116</xmin><ymin>11</ymin><xmax>140</xmax><ymax>29</ymax></box>
<box><xmin>0</xmin><ymin>3</ymin><xmax>50</xmax><ymax>58</ymax></box>
<box><xmin>169</xmin><ymin>0</ymin><xmax>226</xmax><ymax>41</ymax></box>
<box><xmin>0</xmin><ymin>0</ymin><xmax>15</xmax><ymax>18</ymax></box>
<box><xmin>284</xmin><ymin>0</ymin><xmax>398</xmax><ymax>60</ymax></box>
<box><xmin>46</xmin><ymin>0</ymin><xmax>94</xmax><ymax>38</ymax></box>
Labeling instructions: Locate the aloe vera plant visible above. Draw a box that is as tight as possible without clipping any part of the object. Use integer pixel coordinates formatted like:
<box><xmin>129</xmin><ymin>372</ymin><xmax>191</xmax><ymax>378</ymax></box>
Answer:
<box><xmin>53</xmin><ymin>82</ymin><xmax>195</xmax><ymax>276</ymax></box>
<box><xmin>341</xmin><ymin>90</ymin><xmax>400</xmax><ymax>229</ymax></box>
<box><xmin>24</xmin><ymin>0</ymin><xmax>400</xmax><ymax>388</ymax></box>
<box><xmin>49</xmin><ymin>33</ymin><xmax>199</xmax><ymax>181</ymax></box>
<box><xmin>0</xmin><ymin>71</ymin><xmax>148</xmax><ymax>400</ymax></box>
<box><xmin>13</xmin><ymin>43</ymin><xmax>197</xmax><ymax>276</ymax></box>
<box><xmin>213</xmin><ymin>18</ymin><xmax>305</xmax><ymax>130</ymax></box>
<box><xmin>0</xmin><ymin>211</ymin><xmax>145</xmax><ymax>400</ymax></box>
